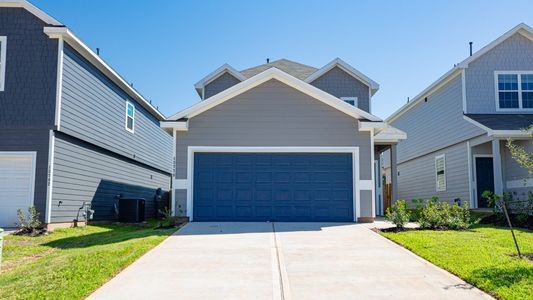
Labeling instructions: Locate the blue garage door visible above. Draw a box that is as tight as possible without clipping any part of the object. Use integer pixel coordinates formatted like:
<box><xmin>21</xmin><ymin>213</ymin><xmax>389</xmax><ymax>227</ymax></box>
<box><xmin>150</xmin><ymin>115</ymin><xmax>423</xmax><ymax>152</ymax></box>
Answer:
<box><xmin>193</xmin><ymin>153</ymin><xmax>353</xmax><ymax>222</ymax></box>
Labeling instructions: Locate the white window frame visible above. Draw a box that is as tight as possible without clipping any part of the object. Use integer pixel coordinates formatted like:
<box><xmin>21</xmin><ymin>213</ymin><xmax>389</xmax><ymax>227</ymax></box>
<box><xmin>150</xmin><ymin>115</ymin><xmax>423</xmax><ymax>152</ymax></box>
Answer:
<box><xmin>340</xmin><ymin>96</ymin><xmax>358</xmax><ymax>106</ymax></box>
<box><xmin>125</xmin><ymin>101</ymin><xmax>135</xmax><ymax>133</ymax></box>
<box><xmin>494</xmin><ymin>71</ymin><xmax>533</xmax><ymax>111</ymax></box>
<box><xmin>0</xmin><ymin>36</ymin><xmax>7</xmax><ymax>91</ymax></box>
<box><xmin>435</xmin><ymin>154</ymin><xmax>446</xmax><ymax>192</ymax></box>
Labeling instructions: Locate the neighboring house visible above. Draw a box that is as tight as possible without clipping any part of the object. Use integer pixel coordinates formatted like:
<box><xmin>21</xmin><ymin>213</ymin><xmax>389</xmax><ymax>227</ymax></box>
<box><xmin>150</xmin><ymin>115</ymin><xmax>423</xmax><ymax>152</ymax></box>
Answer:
<box><xmin>163</xmin><ymin>58</ymin><xmax>405</xmax><ymax>222</ymax></box>
<box><xmin>0</xmin><ymin>0</ymin><xmax>172</xmax><ymax>229</ymax></box>
<box><xmin>384</xmin><ymin>23</ymin><xmax>533</xmax><ymax>209</ymax></box>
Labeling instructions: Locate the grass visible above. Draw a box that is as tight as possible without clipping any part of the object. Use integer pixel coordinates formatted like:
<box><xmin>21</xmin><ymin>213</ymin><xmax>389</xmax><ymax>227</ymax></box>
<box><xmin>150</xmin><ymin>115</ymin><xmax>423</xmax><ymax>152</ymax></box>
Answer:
<box><xmin>381</xmin><ymin>225</ymin><xmax>533</xmax><ymax>300</ymax></box>
<box><xmin>0</xmin><ymin>223</ymin><xmax>176</xmax><ymax>300</ymax></box>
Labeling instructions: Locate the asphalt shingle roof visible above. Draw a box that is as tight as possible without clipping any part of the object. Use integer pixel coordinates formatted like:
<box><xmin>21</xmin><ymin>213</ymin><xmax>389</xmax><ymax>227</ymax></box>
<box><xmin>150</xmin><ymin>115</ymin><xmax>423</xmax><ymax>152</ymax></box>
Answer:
<box><xmin>240</xmin><ymin>59</ymin><xmax>318</xmax><ymax>81</ymax></box>
<box><xmin>465</xmin><ymin>114</ymin><xmax>533</xmax><ymax>130</ymax></box>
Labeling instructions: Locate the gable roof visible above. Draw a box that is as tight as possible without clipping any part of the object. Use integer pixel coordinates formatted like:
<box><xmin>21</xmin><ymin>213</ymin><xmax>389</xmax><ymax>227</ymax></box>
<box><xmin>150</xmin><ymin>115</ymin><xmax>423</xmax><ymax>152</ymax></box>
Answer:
<box><xmin>0</xmin><ymin>0</ymin><xmax>62</xmax><ymax>26</ymax></box>
<box><xmin>168</xmin><ymin>67</ymin><xmax>381</xmax><ymax>122</ymax></box>
<box><xmin>240</xmin><ymin>59</ymin><xmax>318</xmax><ymax>80</ymax></box>
<box><xmin>305</xmin><ymin>58</ymin><xmax>380</xmax><ymax>95</ymax></box>
<box><xmin>387</xmin><ymin>23</ymin><xmax>533</xmax><ymax>123</ymax></box>
<box><xmin>194</xmin><ymin>63</ymin><xmax>246</xmax><ymax>97</ymax></box>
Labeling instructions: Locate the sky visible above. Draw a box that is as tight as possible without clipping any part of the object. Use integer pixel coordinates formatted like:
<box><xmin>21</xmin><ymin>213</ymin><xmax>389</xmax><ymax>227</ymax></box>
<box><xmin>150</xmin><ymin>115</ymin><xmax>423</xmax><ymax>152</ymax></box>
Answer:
<box><xmin>33</xmin><ymin>0</ymin><xmax>533</xmax><ymax>119</ymax></box>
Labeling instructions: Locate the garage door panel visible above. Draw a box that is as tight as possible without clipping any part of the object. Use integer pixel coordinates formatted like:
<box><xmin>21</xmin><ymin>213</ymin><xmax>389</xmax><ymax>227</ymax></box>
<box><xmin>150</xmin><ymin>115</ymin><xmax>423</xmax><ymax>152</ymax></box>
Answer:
<box><xmin>0</xmin><ymin>154</ymin><xmax>35</xmax><ymax>227</ymax></box>
<box><xmin>193</xmin><ymin>153</ymin><xmax>353</xmax><ymax>222</ymax></box>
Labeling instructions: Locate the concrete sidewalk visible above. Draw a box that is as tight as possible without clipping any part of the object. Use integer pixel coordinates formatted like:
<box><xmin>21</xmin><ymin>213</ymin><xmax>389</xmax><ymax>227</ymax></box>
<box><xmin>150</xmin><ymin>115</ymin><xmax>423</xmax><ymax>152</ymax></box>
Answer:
<box><xmin>88</xmin><ymin>222</ymin><xmax>492</xmax><ymax>300</ymax></box>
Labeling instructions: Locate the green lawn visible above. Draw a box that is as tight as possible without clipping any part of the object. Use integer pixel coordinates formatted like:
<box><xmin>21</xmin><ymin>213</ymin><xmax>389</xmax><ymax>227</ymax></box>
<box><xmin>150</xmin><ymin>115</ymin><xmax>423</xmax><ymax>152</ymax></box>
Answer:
<box><xmin>0</xmin><ymin>223</ymin><xmax>176</xmax><ymax>300</ymax></box>
<box><xmin>382</xmin><ymin>225</ymin><xmax>533</xmax><ymax>300</ymax></box>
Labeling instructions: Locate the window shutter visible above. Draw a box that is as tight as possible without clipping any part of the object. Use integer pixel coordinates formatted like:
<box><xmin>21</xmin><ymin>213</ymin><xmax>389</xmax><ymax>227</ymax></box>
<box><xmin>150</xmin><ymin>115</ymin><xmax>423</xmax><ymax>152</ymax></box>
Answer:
<box><xmin>435</xmin><ymin>155</ymin><xmax>446</xmax><ymax>192</ymax></box>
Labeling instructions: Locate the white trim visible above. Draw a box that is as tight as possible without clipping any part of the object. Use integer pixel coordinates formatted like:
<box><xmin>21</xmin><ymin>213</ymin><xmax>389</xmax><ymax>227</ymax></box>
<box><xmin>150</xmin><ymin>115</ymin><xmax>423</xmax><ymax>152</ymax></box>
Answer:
<box><xmin>435</xmin><ymin>154</ymin><xmax>446</xmax><ymax>192</ymax></box>
<box><xmin>194</xmin><ymin>64</ymin><xmax>246</xmax><ymax>98</ymax></box>
<box><xmin>54</xmin><ymin>38</ymin><xmax>64</xmax><ymax>129</ymax></box>
<box><xmin>45</xmin><ymin>131</ymin><xmax>55</xmax><ymax>224</ymax></box>
<box><xmin>387</xmin><ymin>68</ymin><xmax>463</xmax><ymax>123</ymax></box>
<box><xmin>185</xmin><ymin>146</ymin><xmax>361</xmax><ymax>222</ymax></box>
<box><xmin>494</xmin><ymin>71</ymin><xmax>533</xmax><ymax>111</ymax></box>
<box><xmin>0</xmin><ymin>36</ymin><xmax>6</xmax><ymax>92</ymax></box>
<box><xmin>466</xmin><ymin>141</ymin><xmax>474</xmax><ymax>208</ymax></box>
<box><xmin>458</xmin><ymin>23</ymin><xmax>533</xmax><ymax>68</ymax></box>
<box><xmin>168</xmin><ymin>68</ymin><xmax>381</xmax><ymax>122</ymax></box>
<box><xmin>463</xmin><ymin>115</ymin><xmax>533</xmax><ymax>138</ymax></box>
<box><xmin>370</xmin><ymin>129</ymin><xmax>376</xmax><ymax>218</ymax></box>
<box><xmin>387</xmin><ymin>23</ymin><xmax>533</xmax><ymax>123</ymax></box>
<box><xmin>43</xmin><ymin>27</ymin><xmax>165</xmax><ymax>120</ymax></box>
<box><xmin>160</xmin><ymin>121</ymin><xmax>188</xmax><ymax>131</ymax></box>
<box><xmin>171</xmin><ymin>129</ymin><xmax>177</xmax><ymax>216</ymax></box>
<box><xmin>461</xmin><ymin>69</ymin><xmax>467</xmax><ymax>113</ymax></box>
<box><xmin>0</xmin><ymin>0</ymin><xmax>62</xmax><ymax>26</ymax></box>
<box><xmin>506</xmin><ymin>178</ymin><xmax>533</xmax><ymax>189</ymax></box>
<box><xmin>305</xmin><ymin>58</ymin><xmax>380</xmax><ymax>95</ymax></box>
<box><xmin>473</xmin><ymin>154</ymin><xmax>493</xmax><ymax>208</ymax></box>
<box><xmin>125</xmin><ymin>101</ymin><xmax>135</xmax><ymax>133</ymax></box>
<box><xmin>0</xmin><ymin>151</ymin><xmax>37</xmax><ymax>224</ymax></box>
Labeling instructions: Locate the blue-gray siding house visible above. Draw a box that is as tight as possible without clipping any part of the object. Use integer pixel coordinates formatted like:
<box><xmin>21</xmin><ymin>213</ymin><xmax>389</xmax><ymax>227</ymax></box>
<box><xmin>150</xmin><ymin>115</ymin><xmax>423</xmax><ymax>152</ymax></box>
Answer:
<box><xmin>384</xmin><ymin>23</ymin><xmax>533</xmax><ymax>209</ymax></box>
<box><xmin>0</xmin><ymin>1</ymin><xmax>172</xmax><ymax>228</ymax></box>
<box><xmin>163</xmin><ymin>58</ymin><xmax>405</xmax><ymax>223</ymax></box>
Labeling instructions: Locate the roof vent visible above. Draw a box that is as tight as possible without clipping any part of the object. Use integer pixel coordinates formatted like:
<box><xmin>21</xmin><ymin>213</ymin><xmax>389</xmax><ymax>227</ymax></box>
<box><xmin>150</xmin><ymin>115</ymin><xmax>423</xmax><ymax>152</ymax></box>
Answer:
<box><xmin>96</xmin><ymin>48</ymin><xmax>100</xmax><ymax>56</ymax></box>
<box><xmin>469</xmin><ymin>42</ymin><xmax>473</xmax><ymax>56</ymax></box>
<box><xmin>266</xmin><ymin>58</ymin><xmax>270</xmax><ymax>64</ymax></box>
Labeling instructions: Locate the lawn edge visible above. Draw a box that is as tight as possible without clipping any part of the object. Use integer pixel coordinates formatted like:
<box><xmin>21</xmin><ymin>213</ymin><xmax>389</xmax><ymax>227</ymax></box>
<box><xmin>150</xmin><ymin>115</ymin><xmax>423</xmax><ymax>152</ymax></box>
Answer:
<box><xmin>83</xmin><ymin>224</ymin><xmax>184</xmax><ymax>299</ymax></box>
<box><xmin>367</xmin><ymin>227</ymin><xmax>495</xmax><ymax>300</ymax></box>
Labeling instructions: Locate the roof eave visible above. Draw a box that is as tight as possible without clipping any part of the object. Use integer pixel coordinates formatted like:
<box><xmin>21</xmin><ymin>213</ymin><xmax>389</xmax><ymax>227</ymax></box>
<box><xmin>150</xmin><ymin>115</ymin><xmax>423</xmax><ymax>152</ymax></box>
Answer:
<box><xmin>44</xmin><ymin>27</ymin><xmax>166</xmax><ymax>120</ymax></box>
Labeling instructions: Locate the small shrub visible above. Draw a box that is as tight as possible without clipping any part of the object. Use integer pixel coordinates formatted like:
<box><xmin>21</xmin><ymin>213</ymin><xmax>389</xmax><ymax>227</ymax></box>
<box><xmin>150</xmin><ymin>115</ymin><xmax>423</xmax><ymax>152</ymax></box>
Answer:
<box><xmin>15</xmin><ymin>206</ymin><xmax>44</xmax><ymax>236</ymax></box>
<box><xmin>385</xmin><ymin>200</ymin><xmax>410</xmax><ymax>229</ymax></box>
<box><xmin>157</xmin><ymin>207</ymin><xmax>175</xmax><ymax>228</ymax></box>
<box><xmin>418</xmin><ymin>200</ymin><xmax>470</xmax><ymax>230</ymax></box>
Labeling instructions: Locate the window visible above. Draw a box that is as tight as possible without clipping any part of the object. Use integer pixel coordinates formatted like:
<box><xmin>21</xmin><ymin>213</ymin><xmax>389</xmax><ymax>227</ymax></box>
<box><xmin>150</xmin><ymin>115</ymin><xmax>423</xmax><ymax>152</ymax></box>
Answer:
<box><xmin>340</xmin><ymin>97</ymin><xmax>358</xmax><ymax>106</ymax></box>
<box><xmin>125</xmin><ymin>102</ymin><xmax>135</xmax><ymax>132</ymax></box>
<box><xmin>435</xmin><ymin>155</ymin><xmax>446</xmax><ymax>192</ymax></box>
<box><xmin>0</xmin><ymin>36</ymin><xmax>7</xmax><ymax>91</ymax></box>
<box><xmin>496</xmin><ymin>72</ymin><xmax>533</xmax><ymax>110</ymax></box>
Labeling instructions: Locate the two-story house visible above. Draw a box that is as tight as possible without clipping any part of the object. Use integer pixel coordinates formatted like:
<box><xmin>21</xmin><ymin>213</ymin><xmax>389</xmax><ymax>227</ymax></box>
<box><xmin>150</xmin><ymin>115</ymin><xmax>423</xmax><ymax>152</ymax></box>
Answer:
<box><xmin>163</xmin><ymin>58</ymin><xmax>406</xmax><ymax>222</ymax></box>
<box><xmin>0</xmin><ymin>0</ymin><xmax>173</xmax><ymax>229</ymax></box>
<box><xmin>385</xmin><ymin>23</ymin><xmax>533</xmax><ymax>209</ymax></box>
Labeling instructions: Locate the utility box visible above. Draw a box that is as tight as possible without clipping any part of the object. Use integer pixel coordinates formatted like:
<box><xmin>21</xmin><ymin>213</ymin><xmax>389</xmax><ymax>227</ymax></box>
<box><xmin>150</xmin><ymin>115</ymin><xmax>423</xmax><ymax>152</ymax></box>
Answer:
<box><xmin>118</xmin><ymin>198</ymin><xmax>145</xmax><ymax>223</ymax></box>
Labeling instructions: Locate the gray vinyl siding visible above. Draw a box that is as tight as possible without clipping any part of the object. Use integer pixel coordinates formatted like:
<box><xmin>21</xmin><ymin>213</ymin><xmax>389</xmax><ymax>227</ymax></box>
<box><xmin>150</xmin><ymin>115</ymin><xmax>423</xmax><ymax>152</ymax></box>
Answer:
<box><xmin>310</xmin><ymin>66</ymin><xmax>371</xmax><ymax>113</ymax></box>
<box><xmin>50</xmin><ymin>133</ymin><xmax>170</xmax><ymax>223</ymax></box>
<box><xmin>174</xmin><ymin>189</ymin><xmax>187</xmax><ymax>217</ymax></box>
<box><xmin>397</xmin><ymin>142</ymin><xmax>470</xmax><ymax>205</ymax></box>
<box><xmin>60</xmin><ymin>44</ymin><xmax>172</xmax><ymax>173</ymax></box>
<box><xmin>391</xmin><ymin>75</ymin><xmax>484</xmax><ymax>163</ymax></box>
<box><xmin>0</xmin><ymin>8</ymin><xmax>58</xmax><ymax>222</ymax></box>
<box><xmin>0</xmin><ymin>8</ymin><xmax>58</xmax><ymax>129</ymax></box>
<box><xmin>503</xmin><ymin>140</ymin><xmax>532</xmax><ymax>199</ymax></box>
<box><xmin>0</xmin><ymin>129</ymin><xmax>50</xmax><ymax>221</ymax></box>
<box><xmin>204</xmin><ymin>72</ymin><xmax>241</xmax><ymax>99</ymax></box>
<box><xmin>466</xmin><ymin>33</ymin><xmax>533</xmax><ymax>114</ymax></box>
<box><xmin>175</xmin><ymin>79</ymin><xmax>373</xmax><ymax>217</ymax></box>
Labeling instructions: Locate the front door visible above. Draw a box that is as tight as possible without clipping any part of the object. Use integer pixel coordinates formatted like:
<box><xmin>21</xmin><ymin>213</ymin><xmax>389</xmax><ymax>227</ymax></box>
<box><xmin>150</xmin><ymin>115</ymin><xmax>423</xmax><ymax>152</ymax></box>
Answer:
<box><xmin>475</xmin><ymin>157</ymin><xmax>494</xmax><ymax>208</ymax></box>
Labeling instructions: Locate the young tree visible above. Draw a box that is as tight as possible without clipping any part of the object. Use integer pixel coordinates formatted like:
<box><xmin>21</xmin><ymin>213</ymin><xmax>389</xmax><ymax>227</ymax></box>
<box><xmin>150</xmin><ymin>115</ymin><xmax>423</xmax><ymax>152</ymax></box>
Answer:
<box><xmin>506</xmin><ymin>124</ymin><xmax>533</xmax><ymax>175</ymax></box>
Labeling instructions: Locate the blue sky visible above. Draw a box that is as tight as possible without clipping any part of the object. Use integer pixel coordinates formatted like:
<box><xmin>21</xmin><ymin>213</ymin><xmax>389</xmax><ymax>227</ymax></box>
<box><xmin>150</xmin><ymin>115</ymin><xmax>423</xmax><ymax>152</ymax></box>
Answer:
<box><xmin>34</xmin><ymin>0</ymin><xmax>533</xmax><ymax>119</ymax></box>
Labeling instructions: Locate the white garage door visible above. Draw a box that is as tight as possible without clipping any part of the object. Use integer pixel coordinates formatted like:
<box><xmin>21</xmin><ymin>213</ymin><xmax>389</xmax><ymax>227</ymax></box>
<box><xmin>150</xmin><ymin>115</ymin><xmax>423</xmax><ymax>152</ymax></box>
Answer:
<box><xmin>0</xmin><ymin>153</ymin><xmax>36</xmax><ymax>227</ymax></box>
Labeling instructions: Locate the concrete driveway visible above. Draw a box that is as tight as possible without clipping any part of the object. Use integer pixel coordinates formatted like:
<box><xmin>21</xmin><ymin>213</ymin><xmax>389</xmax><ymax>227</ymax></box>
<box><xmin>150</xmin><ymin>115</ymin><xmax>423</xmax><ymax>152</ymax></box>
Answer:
<box><xmin>88</xmin><ymin>222</ymin><xmax>492</xmax><ymax>300</ymax></box>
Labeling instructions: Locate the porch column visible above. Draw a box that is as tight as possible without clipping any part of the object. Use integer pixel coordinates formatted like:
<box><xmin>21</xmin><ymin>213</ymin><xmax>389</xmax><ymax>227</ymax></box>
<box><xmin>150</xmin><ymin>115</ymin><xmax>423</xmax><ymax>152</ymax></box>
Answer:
<box><xmin>492</xmin><ymin>139</ymin><xmax>504</xmax><ymax>195</ymax></box>
<box><xmin>390</xmin><ymin>144</ymin><xmax>399</xmax><ymax>202</ymax></box>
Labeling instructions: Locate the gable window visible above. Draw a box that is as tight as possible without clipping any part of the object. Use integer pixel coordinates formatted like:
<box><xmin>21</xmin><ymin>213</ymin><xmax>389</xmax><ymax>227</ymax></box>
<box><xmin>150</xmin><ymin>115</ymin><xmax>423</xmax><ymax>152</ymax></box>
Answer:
<box><xmin>435</xmin><ymin>155</ymin><xmax>446</xmax><ymax>192</ymax></box>
<box><xmin>340</xmin><ymin>97</ymin><xmax>358</xmax><ymax>106</ymax></box>
<box><xmin>496</xmin><ymin>72</ymin><xmax>533</xmax><ymax>110</ymax></box>
<box><xmin>125</xmin><ymin>101</ymin><xmax>135</xmax><ymax>133</ymax></box>
<box><xmin>0</xmin><ymin>36</ymin><xmax>6</xmax><ymax>91</ymax></box>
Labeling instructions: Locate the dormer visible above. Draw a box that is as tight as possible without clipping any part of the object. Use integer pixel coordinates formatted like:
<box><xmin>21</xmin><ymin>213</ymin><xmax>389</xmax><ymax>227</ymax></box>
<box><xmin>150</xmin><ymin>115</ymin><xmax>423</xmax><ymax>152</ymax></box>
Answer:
<box><xmin>194</xmin><ymin>64</ymin><xmax>246</xmax><ymax>100</ymax></box>
<box><xmin>306</xmin><ymin>58</ymin><xmax>379</xmax><ymax>113</ymax></box>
